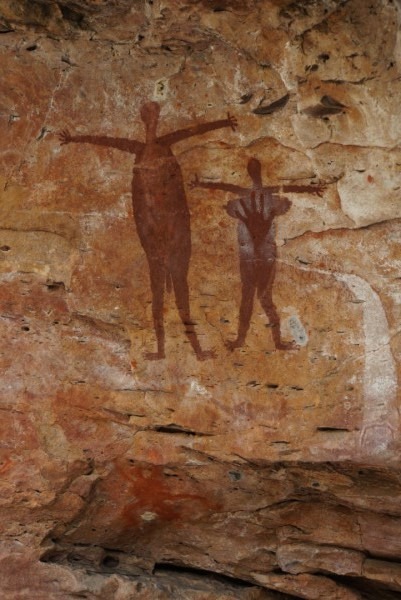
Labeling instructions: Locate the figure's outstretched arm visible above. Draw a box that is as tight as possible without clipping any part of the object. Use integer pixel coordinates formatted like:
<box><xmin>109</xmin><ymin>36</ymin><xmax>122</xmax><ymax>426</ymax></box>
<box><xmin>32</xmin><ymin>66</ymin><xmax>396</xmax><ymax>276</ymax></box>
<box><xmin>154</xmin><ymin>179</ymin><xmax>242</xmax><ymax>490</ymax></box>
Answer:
<box><xmin>282</xmin><ymin>184</ymin><xmax>325</xmax><ymax>197</ymax></box>
<box><xmin>160</xmin><ymin>113</ymin><xmax>238</xmax><ymax>145</ymax></box>
<box><xmin>58</xmin><ymin>130</ymin><xmax>143</xmax><ymax>154</ymax></box>
<box><xmin>264</xmin><ymin>183</ymin><xmax>325</xmax><ymax>197</ymax></box>
<box><xmin>189</xmin><ymin>174</ymin><xmax>246</xmax><ymax>194</ymax></box>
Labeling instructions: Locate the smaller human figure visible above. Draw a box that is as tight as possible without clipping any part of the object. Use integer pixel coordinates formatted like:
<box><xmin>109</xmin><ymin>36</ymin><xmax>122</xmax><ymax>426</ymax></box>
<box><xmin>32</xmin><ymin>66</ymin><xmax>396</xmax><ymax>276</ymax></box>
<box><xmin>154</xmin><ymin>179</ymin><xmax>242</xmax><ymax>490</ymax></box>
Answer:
<box><xmin>191</xmin><ymin>158</ymin><xmax>325</xmax><ymax>350</ymax></box>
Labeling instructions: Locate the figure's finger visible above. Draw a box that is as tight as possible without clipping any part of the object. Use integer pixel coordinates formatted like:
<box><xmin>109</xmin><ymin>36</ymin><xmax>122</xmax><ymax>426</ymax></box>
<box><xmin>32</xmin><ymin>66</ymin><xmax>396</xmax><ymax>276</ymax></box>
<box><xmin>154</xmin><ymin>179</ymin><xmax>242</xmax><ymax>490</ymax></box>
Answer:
<box><xmin>240</xmin><ymin>197</ymin><xmax>251</xmax><ymax>218</ymax></box>
<box><xmin>227</xmin><ymin>112</ymin><xmax>238</xmax><ymax>131</ymax></box>
<box><xmin>250</xmin><ymin>190</ymin><xmax>257</xmax><ymax>213</ymax></box>
<box><xmin>235</xmin><ymin>212</ymin><xmax>247</xmax><ymax>224</ymax></box>
<box><xmin>258</xmin><ymin>192</ymin><xmax>264</xmax><ymax>214</ymax></box>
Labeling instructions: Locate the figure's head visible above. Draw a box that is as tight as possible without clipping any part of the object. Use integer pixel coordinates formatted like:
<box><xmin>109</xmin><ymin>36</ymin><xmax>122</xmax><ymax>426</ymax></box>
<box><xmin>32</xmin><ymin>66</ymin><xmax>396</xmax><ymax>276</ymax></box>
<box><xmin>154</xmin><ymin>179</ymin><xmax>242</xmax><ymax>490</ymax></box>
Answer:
<box><xmin>140</xmin><ymin>101</ymin><xmax>161</xmax><ymax>127</ymax></box>
<box><xmin>247</xmin><ymin>158</ymin><xmax>262</xmax><ymax>184</ymax></box>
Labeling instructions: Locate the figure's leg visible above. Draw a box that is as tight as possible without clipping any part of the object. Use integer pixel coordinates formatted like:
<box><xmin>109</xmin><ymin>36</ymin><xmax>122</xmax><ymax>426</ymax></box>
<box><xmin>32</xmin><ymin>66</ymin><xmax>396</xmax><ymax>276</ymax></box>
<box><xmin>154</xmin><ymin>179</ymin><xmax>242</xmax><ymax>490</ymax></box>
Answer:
<box><xmin>258</xmin><ymin>259</ymin><xmax>295</xmax><ymax>350</ymax></box>
<box><xmin>145</xmin><ymin>260</ymin><xmax>166</xmax><ymax>360</ymax></box>
<box><xmin>170</xmin><ymin>253</ymin><xmax>215</xmax><ymax>361</ymax></box>
<box><xmin>226</xmin><ymin>259</ymin><xmax>256</xmax><ymax>350</ymax></box>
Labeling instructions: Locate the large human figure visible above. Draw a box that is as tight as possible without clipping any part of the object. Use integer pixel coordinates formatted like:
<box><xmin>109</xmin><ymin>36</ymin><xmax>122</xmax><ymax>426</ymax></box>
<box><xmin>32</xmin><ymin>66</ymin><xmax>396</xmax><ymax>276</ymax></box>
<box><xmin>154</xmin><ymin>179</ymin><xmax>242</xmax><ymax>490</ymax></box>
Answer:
<box><xmin>191</xmin><ymin>158</ymin><xmax>324</xmax><ymax>350</ymax></box>
<box><xmin>59</xmin><ymin>101</ymin><xmax>237</xmax><ymax>360</ymax></box>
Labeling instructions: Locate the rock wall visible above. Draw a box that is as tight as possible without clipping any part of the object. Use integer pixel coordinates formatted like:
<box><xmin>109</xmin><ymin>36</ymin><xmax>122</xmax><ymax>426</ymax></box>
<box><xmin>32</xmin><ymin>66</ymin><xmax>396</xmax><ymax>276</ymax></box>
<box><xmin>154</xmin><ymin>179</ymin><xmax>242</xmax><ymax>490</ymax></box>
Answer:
<box><xmin>1</xmin><ymin>0</ymin><xmax>401</xmax><ymax>598</ymax></box>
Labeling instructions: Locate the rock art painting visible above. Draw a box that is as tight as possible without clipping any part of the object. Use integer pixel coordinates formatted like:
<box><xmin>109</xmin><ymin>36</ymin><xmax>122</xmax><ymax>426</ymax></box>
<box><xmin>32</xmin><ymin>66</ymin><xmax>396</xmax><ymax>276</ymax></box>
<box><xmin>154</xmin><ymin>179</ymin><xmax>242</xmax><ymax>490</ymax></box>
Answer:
<box><xmin>3</xmin><ymin>0</ymin><xmax>401</xmax><ymax>596</ymax></box>
<box><xmin>192</xmin><ymin>158</ymin><xmax>324</xmax><ymax>350</ymax></box>
<box><xmin>59</xmin><ymin>101</ymin><xmax>237</xmax><ymax>361</ymax></box>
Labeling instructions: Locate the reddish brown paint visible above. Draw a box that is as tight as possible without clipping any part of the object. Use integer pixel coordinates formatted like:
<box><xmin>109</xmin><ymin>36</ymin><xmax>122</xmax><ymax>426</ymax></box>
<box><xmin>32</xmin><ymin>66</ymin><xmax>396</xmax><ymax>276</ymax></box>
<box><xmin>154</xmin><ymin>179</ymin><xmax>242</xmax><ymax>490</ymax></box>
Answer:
<box><xmin>0</xmin><ymin>456</ymin><xmax>12</xmax><ymax>475</ymax></box>
<box><xmin>192</xmin><ymin>158</ymin><xmax>325</xmax><ymax>350</ymax></box>
<box><xmin>115</xmin><ymin>462</ymin><xmax>221</xmax><ymax>528</ymax></box>
<box><xmin>59</xmin><ymin>101</ymin><xmax>237</xmax><ymax>360</ymax></box>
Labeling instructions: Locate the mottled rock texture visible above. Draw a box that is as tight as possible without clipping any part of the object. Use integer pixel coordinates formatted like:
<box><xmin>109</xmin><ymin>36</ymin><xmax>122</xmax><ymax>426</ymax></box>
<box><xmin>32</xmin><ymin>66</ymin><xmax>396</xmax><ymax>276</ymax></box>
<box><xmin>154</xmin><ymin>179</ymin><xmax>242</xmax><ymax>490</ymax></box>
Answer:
<box><xmin>1</xmin><ymin>0</ymin><xmax>401</xmax><ymax>598</ymax></box>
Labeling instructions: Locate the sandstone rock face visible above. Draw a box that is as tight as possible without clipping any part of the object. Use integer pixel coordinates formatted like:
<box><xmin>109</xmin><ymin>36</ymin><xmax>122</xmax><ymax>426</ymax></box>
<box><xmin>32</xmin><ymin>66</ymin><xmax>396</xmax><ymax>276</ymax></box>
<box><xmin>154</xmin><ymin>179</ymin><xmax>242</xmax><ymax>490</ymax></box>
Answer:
<box><xmin>1</xmin><ymin>0</ymin><xmax>401</xmax><ymax>598</ymax></box>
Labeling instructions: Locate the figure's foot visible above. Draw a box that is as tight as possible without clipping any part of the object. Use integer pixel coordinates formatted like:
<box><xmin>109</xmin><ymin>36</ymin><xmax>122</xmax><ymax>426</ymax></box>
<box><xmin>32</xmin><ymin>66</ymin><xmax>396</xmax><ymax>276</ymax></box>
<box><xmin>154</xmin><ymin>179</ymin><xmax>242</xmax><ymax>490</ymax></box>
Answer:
<box><xmin>144</xmin><ymin>350</ymin><xmax>166</xmax><ymax>361</ymax></box>
<box><xmin>195</xmin><ymin>349</ymin><xmax>216</xmax><ymax>361</ymax></box>
<box><xmin>275</xmin><ymin>340</ymin><xmax>298</xmax><ymax>351</ymax></box>
<box><xmin>225</xmin><ymin>338</ymin><xmax>244</xmax><ymax>351</ymax></box>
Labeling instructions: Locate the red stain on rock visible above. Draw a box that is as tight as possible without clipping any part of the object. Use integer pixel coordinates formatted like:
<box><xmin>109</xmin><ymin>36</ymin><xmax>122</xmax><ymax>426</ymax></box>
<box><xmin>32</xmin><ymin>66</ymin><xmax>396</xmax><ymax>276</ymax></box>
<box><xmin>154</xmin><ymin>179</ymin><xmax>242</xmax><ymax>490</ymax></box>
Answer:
<box><xmin>367</xmin><ymin>175</ymin><xmax>374</xmax><ymax>183</ymax></box>
<box><xmin>0</xmin><ymin>456</ymin><xmax>13</xmax><ymax>475</ymax></box>
<box><xmin>115</xmin><ymin>461</ymin><xmax>221</xmax><ymax>528</ymax></box>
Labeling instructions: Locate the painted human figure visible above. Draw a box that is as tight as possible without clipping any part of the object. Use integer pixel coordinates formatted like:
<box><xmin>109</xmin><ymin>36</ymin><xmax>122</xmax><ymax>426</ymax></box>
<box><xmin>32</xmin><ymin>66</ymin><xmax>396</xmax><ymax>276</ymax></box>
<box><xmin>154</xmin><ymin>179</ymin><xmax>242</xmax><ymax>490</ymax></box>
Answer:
<box><xmin>191</xmin><ymin>158</ymin><xmax>324</xmax><ymax>350</ymax></box>
<box><xmin>59</xmin><ymin>101</ymin><xmax>237</xmax><ymax>360</ymax></box>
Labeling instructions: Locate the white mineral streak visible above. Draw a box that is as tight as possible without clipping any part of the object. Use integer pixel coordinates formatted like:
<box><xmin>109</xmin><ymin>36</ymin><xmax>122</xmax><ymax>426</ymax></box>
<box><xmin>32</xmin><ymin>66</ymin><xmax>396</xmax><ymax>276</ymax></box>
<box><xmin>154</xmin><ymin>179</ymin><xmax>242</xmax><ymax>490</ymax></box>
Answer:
<box><xmin>282</xmin><ymin>311</ymin><xmax>308</xmax><ymax>347</ymax></box>
<box><xmin>188</xmin><ymin>378</ymin><xmax>212</xmax><ymax>398</ymax></box>
<box><xmin>286</xmin><ymin>261</ymin><xmax>399</xmax><ymax>456</ymax></box>
<box><xmin>335</xmin><ymin>273</ymin><xmax>398</xmax><ymax>455</ymax></box>
<box><xmin>94</xmin><ymin>365</ymin><xmax>139</xmax><ymax>390</ymax></box>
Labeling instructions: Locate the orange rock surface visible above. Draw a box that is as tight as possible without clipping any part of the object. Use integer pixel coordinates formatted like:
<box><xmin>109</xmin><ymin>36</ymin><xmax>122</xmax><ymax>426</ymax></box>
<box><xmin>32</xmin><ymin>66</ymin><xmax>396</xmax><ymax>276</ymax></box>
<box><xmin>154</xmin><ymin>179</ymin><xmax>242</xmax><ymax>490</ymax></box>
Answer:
<box><xmin>1</xmin><ymin>0</ymin><xmax>401</xmax><ymax>597</ymax></box>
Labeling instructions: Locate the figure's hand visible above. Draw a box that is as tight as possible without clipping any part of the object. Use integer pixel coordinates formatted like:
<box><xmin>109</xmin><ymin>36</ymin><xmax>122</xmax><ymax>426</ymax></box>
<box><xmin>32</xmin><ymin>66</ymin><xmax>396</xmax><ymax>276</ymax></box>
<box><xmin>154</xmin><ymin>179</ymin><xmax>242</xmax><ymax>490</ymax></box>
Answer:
<box><xmin>189</xmin><ymin>174</ymin><xmax>200</xmax><ymax>189</ymax></box>
<box><xmin>311</xmin><ymin>184</ymin><xmax>326</xmax><ymax>198</ymax></box>
<box><xmin>238</xmin><ymin>191</ymin><xmax>266</xmax><ymax>223</ymax></box>
<box><xmin>58</xmin><ymin>129</ymin><xmax>73</xmax><ymax>145</ymax></box>
<box><xmin>235</xmin><ymin>191</ymin><xmax>273</xmax><ymax>243</ymax></box>
<box><xmin>227</xmin><ymin>112</ymin><xmax>238</xmax><ymax>131</ymax></box>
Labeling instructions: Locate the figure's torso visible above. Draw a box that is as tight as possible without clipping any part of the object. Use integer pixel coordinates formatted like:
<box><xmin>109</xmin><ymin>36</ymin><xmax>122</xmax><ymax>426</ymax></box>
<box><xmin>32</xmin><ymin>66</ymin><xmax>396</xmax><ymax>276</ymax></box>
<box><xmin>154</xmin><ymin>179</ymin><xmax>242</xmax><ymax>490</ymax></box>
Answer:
<box><xmin>226</xmin><ymin>190</ymin><xmax>278</xmax><ymax>260</ymax></box>
<box><xmin>131</xmin><ymin>140</ymin><xmax>190</xmax><ymax>257</ymax></box>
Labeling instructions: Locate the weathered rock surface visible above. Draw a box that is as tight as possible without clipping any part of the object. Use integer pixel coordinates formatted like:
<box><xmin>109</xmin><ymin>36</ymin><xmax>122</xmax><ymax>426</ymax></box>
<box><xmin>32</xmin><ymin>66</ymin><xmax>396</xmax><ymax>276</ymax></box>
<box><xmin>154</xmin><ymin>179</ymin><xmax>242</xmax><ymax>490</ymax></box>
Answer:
<box><xmin>1</xmin><ymin>0</ymin><xmax>401</xmax><ymax>597</ymax></box>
